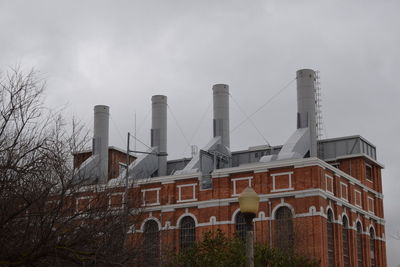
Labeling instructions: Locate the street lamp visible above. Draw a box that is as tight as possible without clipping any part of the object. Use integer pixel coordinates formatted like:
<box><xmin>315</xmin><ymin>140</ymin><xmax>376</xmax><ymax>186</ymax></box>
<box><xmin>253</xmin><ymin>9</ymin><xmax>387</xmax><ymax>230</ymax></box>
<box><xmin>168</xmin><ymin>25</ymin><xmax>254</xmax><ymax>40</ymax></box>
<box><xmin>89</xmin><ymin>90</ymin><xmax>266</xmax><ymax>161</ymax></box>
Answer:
<box><xmin>239</xmin><ymin>187</ymin><xmax>260</xmax><ymax>267</ymax></box>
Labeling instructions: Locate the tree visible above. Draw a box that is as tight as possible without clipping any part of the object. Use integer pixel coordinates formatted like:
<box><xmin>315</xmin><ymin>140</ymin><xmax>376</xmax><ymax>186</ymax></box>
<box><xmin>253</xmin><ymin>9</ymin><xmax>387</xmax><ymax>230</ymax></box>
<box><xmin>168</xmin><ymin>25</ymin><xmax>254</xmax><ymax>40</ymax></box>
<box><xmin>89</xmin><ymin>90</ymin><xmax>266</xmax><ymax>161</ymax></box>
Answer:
<box><xmin>0</xmin><ymin>67</ymin><xmax>141</xmax><ymax>266</ymax></box>
<box><xmin>165</xmin><ymin>230</ymin><xmax>319</xmax><ymax>267</ymax></box>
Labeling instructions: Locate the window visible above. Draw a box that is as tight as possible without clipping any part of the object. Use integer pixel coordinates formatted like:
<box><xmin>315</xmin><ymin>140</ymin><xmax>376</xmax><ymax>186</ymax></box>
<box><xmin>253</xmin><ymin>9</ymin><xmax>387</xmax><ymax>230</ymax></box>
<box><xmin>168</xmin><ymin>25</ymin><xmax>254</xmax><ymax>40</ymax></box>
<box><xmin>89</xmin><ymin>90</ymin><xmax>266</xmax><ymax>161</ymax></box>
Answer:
<box><xmin>370</xmin><ymin>228</ymin><xmax>376</xmax><ymax>267</ymax></box>
<box><xmin>180</xmin><ymin>216</ymin><xmax>196</xmax><ymax>249</ymax></box>
<box><xmin>275</xmin><ymin>207</ymin><xmax>294</xmax><ymax>252</ymax></box>
<box><xmin>340</xmin><ymin>183</ymin><xmax>348</xmax><ymax>201</ymax></box>
<box><xmin>235</xmin><ymin>212</ymin><xmax>246</xmax><ymax>241</ymax></box>
<box><xmin>342</xmin><ymin>216</ymin><xmax>350</xmax><ymax>267</ymax></box>
<box><xmin>354</xmin><ymin>190</ymin><xmax>362</xmax><ymax>208</ymax></box>
<box><xmin>326</xmin><ymin>175</ymin><xmax>334</xmax><ymax>194</ymax></box>
<box><xmin>356</xmin><ymin>222</ymin><xmax>364</xmax><ymax>267</ymax></box>
<box><xmin>366</xmin><ymin>164</ymin><xmax>373</xmax><ymax>181</ymax></box>
<box><xmin>368</xmin><ymin>197</ymin><xmax>375</xmax><ymax>214</ymax></box>
<box><xmin>143</xmin><ymin>220</ymin><xmax>160</xmax><ymax>267</ymax></box>
<box><xmin>327</xmin><ymin>210</ymin><xmax>335</xmax><ymax>267</ymax></box>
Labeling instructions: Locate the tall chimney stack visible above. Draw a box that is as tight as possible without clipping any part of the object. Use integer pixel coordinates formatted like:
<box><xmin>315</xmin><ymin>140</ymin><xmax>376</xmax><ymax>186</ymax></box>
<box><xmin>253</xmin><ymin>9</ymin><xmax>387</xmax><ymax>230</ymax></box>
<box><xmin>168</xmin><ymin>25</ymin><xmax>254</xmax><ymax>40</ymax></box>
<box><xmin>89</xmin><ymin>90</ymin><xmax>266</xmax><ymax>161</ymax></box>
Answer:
<box><xmin>296</xmin><ymin>69</ymin><xmax>317</xmax><ymax>157</ymax></box>
<box><xmin>213</xmin><ymin>84</ymin><xmax>230</xmax><ymax>149</ymax></box>
<box><xmin>93</xmin><ymin>105</ymin><xmax>109</xmax><ymax>183</ymax></box>
<box><xmin>151</xmin><ymin>95</ymin><xmax>167</xmax><ymax>176</ymax></box>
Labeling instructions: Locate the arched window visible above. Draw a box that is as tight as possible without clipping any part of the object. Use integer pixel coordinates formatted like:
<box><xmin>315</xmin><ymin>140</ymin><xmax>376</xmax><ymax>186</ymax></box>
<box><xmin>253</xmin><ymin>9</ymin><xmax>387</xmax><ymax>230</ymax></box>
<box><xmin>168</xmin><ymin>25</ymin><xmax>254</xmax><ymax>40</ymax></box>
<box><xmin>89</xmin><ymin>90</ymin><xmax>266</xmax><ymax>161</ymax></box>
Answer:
<box><xmin>143</xmin><ymin>220</ymin><xmax>160</xmax><ymax>267</ymax></box>
<box><xmin>327</xmin><ymin>210</ymin><xmax>335</xmax><ymax>267</ymax></box>
<box><xmin>370</xmin><ymin>228</ymin><xmax>376</xmax><ymax>267</ymax></box>
<box><xmin>356</xmin><ymin>222</ymin><xmax>364</xmax><ymax>266</ymax></box>
<box><xmin>180</xmin><ymin>216</ymin><xmax>196</xmax><ymax>249</ymax></box>
<box><xmin>342</xmin><ymin>216</ymin><xmax>350</xmax><ymax>267</ymax></box>
<box><xmin>275</xmin><ymin>206</ymin><xmax>294</xmax><ymax>252</ymax></box>
<box><xmin>235</xmin><ymin>211</ymin><xmax>246</xmax><ymax>241</ymax></box>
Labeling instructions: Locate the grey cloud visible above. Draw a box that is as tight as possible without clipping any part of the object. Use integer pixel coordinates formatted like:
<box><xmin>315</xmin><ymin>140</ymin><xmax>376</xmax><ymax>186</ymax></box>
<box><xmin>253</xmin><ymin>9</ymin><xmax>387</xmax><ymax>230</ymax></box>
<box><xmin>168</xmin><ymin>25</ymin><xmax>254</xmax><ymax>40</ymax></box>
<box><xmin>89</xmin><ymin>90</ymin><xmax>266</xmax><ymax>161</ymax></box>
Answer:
<box><xmin>1</xmin><ymin>0</ymin><xmax>399</xmax><ymax>265</ymax></box>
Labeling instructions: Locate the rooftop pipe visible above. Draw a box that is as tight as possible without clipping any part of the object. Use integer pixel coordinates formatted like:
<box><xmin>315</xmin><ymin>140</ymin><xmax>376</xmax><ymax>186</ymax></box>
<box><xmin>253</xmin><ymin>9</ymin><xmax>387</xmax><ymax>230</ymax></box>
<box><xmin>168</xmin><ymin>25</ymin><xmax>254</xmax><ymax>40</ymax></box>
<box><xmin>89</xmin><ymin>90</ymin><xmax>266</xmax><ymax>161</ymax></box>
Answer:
<box><xmin>93</xmin><ymin>105</ymin><xmax>109</xmax><ymax>183</ymax></box>
<box><xmin>296</xmin><ymin>69</ymin><xmax>317</xmax><ymax>157</ymax></box>
<box><xmin>213</xmin><ymin>84</ymin><xmax>230</xmax><ymax>149</ymax></box>
<box><xmin>151</xmin><ymin>95</ymin><xmax>168</xmax><ymax>176</ymax></box>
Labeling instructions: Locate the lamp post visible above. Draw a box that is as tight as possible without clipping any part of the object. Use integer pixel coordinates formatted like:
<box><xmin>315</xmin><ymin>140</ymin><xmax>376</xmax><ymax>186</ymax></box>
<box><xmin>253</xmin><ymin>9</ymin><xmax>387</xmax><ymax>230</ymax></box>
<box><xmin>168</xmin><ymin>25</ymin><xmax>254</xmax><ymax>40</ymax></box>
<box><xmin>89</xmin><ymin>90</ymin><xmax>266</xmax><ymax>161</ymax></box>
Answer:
<box><xmin>238</xmin><ymin>187</ymin><xmax>260</xmax><ymax>267</ymax></box>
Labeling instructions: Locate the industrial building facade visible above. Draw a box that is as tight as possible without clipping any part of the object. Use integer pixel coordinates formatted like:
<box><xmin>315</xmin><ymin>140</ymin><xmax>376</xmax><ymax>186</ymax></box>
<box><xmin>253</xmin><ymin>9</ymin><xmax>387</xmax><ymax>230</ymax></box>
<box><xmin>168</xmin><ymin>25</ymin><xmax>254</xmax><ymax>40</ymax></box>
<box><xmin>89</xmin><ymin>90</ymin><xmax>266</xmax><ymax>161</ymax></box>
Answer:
<box><xmin>74</xmin><ymin>69</ymin><xmax>387</xmax><ymax>266</ymax></box>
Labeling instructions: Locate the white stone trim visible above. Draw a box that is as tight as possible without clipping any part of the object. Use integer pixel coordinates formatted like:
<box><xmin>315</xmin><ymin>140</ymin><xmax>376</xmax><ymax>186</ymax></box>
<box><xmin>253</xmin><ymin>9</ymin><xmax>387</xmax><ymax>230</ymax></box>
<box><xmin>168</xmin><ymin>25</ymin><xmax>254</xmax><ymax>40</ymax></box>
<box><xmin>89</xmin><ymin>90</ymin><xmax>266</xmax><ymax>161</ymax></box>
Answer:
<box><xmin>136</xmin><ymin>172</ymin><xmax>201</xmax><ymax>185</ymax></box>
<box><xmin>140</xmin><ymin>216</ymin><xmax>162</xmax><ymax>232</ymax></box>
<box><xmin>368</xmin><ymin>196</ymin><xmax>375</xmax><ymax>214</ymax></box>
<box><xmin>177</xmin><ymin>183</ymin><xmax>197</xmax><ymax>203</ymax></box>
<box><xmin>341</xmin><ymin>213</ymin><xmax>350</xmax><ymax>227</ymax></box>
<box><xmin>326</xmin><ymin>206</ymin><xmax>335</xmax><ymax>219</ymax></box>
<box><xmin>271</xmin><ymin>201</ymin><xmax>295</xmax><ymax>219</ymax></box>
<box><xmin>131</xmin><ymin>205</ymin><xmax>386</xmax><ymax>242</ymax></box>
<box><xmin>325</xmin><ymin>174</ymin><xmax>334</xmax><ymax>195</ymax></box>
<box><xmin>340</xmin><ymin>182</ymin><xmax>348</xmax><ymax>201</ymax></box>
<box><xmin>271</xmin><ymin>171</ymin><xmax>294</xmax><ymax>192</ymax></box>
<box><xmin>231</xmin><ymin>208</ymin><xmax>241</xmax><ymax>223</ymax></box>
<box><xmin>126</xmin><ymin>158</ymin><xmax>383</xmax><ymax>200</ymax></box>
<box><xmin>141</xmin><ymin>187</ymin><xmax>161</xmax><ymax>206</ymax></box>
<box><xmin>75</xmin><ymin>195</ymin><xmax>93</xmax><ymax>211</ymax></box>
<box><xmin>108</xmin><ymin>192</ymin><xmax>124</xmax><ymax>209</ymax></box>
<box><xmin>354</xmin><ymin>189</ymin><xmax>362</xmax><ymax>208</ymax></box>
<box><xmin>231</xmin><ymin>176</ymin><xmax>253</xmax><ymax>196</ymax></box>
<box><xmin>137</xmin><ymin>188</ymin><xmax>385</xmax><ymax>225</ymax></box>
<box><xmin>197</xmin><ymin>220</ymin><xmax>232</xmax><ymax>227</ymax></box>
<box><xmin>176</xmin><ymin>212</ymin><xmax>198</xmax><ymax>227</ymax></box>
<box><xmin>368</xmin><ymin>224</ymin><xmax>376</xmax><ymax>236</ymax></box>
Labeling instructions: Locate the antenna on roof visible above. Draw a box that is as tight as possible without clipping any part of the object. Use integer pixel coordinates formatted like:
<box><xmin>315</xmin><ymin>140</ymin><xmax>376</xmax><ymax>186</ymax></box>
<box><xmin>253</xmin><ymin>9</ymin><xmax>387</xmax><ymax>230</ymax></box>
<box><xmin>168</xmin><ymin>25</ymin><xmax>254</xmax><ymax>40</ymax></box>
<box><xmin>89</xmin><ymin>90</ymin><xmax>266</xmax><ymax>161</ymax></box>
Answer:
<box><xmin>191</xmin><ymin>145</ymin><xmax>198</xmax><ymax>157</ymax></box>
<box><xmin>315</xmin><ymin>71</ymin><xmax>325</xmax><ymax>140</ymax></box>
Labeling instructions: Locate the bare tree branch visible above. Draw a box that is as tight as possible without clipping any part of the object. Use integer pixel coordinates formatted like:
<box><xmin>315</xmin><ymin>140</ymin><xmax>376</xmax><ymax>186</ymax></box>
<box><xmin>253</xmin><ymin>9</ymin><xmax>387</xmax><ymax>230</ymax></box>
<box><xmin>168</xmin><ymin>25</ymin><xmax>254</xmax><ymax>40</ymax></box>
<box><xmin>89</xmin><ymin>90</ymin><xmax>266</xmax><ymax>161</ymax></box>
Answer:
<box><xmin>0</xmin><ymin>67</ymin><xmax>142</xmax><ymax>266</ymax></box>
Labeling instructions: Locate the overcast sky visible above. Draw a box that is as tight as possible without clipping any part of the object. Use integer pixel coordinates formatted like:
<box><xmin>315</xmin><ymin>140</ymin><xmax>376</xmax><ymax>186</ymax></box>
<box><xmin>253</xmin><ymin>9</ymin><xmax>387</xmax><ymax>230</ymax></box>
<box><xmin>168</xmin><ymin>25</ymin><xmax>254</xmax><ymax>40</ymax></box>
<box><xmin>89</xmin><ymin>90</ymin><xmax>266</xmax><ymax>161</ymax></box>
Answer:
<box><xmin>1</xmin><ymin>0</ymin><xmax>399</xmax><ymax>264</ymax></box>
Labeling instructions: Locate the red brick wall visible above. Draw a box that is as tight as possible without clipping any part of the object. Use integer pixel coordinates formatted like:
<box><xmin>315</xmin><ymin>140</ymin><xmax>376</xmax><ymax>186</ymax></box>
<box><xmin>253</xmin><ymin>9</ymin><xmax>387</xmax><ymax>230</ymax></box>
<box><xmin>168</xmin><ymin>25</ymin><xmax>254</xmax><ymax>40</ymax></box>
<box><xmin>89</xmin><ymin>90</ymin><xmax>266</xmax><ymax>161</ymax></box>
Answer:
<box><xmin>126</xmin><ymin>159</ymin><xmax>386</xmax><ymax>266</ymax></box>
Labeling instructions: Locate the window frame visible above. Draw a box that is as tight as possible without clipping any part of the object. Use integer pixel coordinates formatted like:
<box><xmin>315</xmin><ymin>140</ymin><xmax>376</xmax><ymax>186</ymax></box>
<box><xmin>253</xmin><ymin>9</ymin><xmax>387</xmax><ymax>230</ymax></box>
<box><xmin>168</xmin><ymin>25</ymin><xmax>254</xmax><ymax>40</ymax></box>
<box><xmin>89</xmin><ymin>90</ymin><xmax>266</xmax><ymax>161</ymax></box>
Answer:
<box><xmin>143</xmin><ymin>220</ymin><xmax>160</xmax><ymax>266</ymax></box>
<box><xmin>342</xmin><ymin>216</ymin><xmax>350</xmax><ymax>267</ymax></box>
<box><xmin>354</xmin><ymin>189</ymin><xmax>362</xmax><ymax>208</ymax></box>
<box><xmin>274</xmin><ymin>206</ymin><xmax>294</xmax><ymax>252</ymax></box>
<box><xmin>231</xmin><ymin>177</ymin><xmax>253</xmax><ymax>196</ymax></box>
<box><xmin>177</xmin><ymin>184</ymin><xmax>197</xmax><ymax>203</ymax></box>
<box><xmin>370</xmin><ymin>228</ymin><xmax>376</xmax><ymax>267</ymax></box>
<box><xmin>271</xmin><ymin>172</ymin><xmax>294</xmax><ymax>193</ymax></box>
<box><xmin>356</xmin><ymin>222</ymin><xmax>364</xmax><ymax>267</ymax></box>
<box><xmin>141</xmin><ymin>187</ymin><xmax>161</xmax><ymax>206</ymax></box>
<box><xmin>179</xmin><ymin>216</ymin><xmax>196</xmax><ymax>249</ymax></box>
<box><xmin>368</xmin><ymin>196</ymin><xmax>375</xmax><ymax>214</ymax></box>
<box><xmin>325</xmin><ymin>174</ymin><xmax>334</xmax><ymax>195</ymax></box>
<box><xmin>340</xmin><ymin>182</ymin><xmax>348</xmax><ymax>201</ymax></box>
<box><xmin>235</xmin><ymin>211</ymin><xmax>247</xmax><ymax>241</ymax></box>
<box><xmin>327</xmin><ymin>210</ymin><xmax>335</xmax><ymax>267</ymax></box>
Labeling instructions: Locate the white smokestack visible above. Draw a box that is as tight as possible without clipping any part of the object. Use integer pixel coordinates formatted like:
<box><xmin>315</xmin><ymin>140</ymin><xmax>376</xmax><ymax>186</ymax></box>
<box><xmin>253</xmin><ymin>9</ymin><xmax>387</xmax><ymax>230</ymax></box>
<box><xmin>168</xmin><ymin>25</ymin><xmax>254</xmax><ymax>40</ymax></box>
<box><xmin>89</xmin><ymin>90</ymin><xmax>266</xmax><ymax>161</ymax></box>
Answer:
<box><xmin>151</xmin><ymin>95</ymin><xmax>167</xmax><ymax>176</ymax></box>
<box><xmin>93</xmin><ymin>105</ymin><xmax>109</xmax><ymax>183</ymax></box>
<box><xmin>296</xmin><ymin>69</ymin><xmax>317</xmax><ymax>157</ymax></box>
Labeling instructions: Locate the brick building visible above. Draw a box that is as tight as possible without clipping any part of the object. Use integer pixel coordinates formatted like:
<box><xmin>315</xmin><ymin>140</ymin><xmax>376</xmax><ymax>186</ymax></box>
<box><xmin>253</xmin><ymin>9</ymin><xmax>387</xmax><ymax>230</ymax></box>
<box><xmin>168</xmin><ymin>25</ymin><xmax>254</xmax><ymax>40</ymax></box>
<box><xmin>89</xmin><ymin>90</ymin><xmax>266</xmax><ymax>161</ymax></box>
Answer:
<box><xmin>74</xmin><ymin>69</ymin><xmax>387</xmax><ymax>266</ymax></box>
